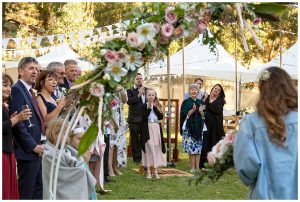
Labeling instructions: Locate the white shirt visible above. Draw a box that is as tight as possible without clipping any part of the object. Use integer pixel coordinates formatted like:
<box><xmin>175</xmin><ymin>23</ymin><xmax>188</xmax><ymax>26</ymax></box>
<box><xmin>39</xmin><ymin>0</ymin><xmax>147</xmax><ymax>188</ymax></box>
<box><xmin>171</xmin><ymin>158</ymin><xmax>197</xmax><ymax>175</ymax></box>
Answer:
<box><xmin>148</xmin><ymin>107</ymin><xmax>158</xmax><ymax>121</ymax></box>
<box><xmin>19</xmin><ymin>79</ymin><xmax>32</xmax><ymax>93</ymax></box>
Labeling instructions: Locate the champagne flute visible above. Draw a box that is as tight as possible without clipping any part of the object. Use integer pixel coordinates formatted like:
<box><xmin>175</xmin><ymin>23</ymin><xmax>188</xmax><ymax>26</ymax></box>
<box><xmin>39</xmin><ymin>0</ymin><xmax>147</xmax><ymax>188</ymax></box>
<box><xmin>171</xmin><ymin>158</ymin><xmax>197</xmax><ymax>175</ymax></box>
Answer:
<box><xmin>22</xmin><ymin>105</ymin><xmax>34</xmax><ymax>127</ymax></box>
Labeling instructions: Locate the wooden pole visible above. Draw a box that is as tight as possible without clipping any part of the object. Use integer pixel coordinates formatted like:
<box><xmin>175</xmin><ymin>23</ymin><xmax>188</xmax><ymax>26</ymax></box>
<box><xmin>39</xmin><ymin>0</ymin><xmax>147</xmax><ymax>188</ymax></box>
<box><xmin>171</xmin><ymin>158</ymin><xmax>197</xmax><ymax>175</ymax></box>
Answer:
<box><xmin>234</xmin><ymin>22</ymin><xmax>238</xmax><ymax>113</ymax></box>
<box><xmin>280</xmin><ymin>30</ymin><xmax>283</xmax><ymax>68</ymax></box>
<box><xmin>167</xmin><ymin>54</ymin><xmax>172</xmax><ymax>163</ymax></box>
<box><xmin>182</xmin><ymin>37</ymin><xmax>185</xmax><ymax>98</ymax></box>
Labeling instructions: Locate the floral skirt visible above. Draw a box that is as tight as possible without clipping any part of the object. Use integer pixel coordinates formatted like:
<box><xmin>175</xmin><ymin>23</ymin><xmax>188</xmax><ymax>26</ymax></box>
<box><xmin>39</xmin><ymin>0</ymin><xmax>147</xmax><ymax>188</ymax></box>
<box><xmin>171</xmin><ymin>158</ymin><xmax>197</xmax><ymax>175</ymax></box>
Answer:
<box><xmin>182</xmin><ymin>129</ymin><xmax>202</xmax><ymax>154</ymax></box>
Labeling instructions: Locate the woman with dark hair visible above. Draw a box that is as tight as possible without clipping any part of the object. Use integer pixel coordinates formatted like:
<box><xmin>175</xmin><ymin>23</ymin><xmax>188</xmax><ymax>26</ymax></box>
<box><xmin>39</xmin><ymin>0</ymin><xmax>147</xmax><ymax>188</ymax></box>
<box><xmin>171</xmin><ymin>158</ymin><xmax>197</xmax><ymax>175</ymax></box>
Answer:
<box><xmin>35</xmin><ymin>70</ymin><xmax>66</xmax><ymax>126</ymax></box>
<box><xmin>201</xmin><ymin>84</ymin><xmax>226</xmax><ymax>167</ymax></box>
<box><xmin>2</xmin><ymin>74</ymin><xmax>32</xmax><ymax>199</ymax></box>
<box><xmin>234</xmin><ymin>67</ymin><xmax>298</xmax><ymax>199</ymax></box>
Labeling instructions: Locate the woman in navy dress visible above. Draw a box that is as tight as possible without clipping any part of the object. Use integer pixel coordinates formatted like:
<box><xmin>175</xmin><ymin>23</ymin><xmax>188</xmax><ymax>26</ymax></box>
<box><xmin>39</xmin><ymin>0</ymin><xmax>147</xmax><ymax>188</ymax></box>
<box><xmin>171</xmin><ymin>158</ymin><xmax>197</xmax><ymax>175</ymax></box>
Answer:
<box><xmin>35</xmin><ymin>70</ymin><xmax>66</xmax><ymax>126</ymax></box>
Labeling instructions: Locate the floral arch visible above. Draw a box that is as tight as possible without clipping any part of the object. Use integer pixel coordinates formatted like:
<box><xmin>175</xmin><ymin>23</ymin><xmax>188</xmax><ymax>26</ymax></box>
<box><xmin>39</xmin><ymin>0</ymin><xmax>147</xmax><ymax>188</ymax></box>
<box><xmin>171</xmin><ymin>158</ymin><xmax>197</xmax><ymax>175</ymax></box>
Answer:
<box><xmin>56</xmin><ymin>2</ymin><xmax>288</xmax><ymax>163</ymax></box>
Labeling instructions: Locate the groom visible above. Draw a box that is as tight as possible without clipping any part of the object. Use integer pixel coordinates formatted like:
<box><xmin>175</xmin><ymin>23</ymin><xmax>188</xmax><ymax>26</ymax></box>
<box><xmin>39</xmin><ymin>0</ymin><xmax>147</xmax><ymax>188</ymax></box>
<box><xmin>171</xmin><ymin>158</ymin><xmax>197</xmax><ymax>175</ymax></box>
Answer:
<box><xmin>10</xmin><ymin>57</ymin><xmax>45</xmax><ymax>199</ymax></box>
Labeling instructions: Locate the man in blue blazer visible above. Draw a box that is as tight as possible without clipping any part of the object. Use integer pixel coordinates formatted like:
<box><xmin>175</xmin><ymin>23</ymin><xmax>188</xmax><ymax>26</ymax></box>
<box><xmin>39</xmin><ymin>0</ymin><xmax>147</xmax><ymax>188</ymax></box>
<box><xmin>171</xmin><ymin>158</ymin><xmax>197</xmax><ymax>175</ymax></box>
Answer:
<box><xmin>10</xmin><ymin>57</ymin><xmax>45</xmax><ymax>199</ymax></box>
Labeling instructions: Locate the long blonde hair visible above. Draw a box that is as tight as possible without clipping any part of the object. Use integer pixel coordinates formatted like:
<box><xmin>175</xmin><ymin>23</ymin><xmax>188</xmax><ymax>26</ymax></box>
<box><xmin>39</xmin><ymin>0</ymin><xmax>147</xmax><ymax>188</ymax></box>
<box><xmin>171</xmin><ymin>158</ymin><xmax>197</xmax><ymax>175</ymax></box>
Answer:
<box><xmin>147</xmin><ymin>88</ymin><xmax>162</xmax><ymax>112</ymax></box>
<box><xmin>256</xmin><ymin>67</ymin><xmax>298</xmax><ymax>147</ymax></box>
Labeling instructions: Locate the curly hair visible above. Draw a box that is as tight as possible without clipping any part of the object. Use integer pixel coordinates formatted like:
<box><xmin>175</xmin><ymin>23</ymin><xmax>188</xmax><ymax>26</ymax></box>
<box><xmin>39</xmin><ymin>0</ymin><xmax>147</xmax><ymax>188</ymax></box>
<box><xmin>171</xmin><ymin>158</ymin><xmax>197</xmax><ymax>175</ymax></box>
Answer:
<box><xmin>256</xmin><ymin>67</ymin><xmax>298</xmax><ymax>147</ymax></box>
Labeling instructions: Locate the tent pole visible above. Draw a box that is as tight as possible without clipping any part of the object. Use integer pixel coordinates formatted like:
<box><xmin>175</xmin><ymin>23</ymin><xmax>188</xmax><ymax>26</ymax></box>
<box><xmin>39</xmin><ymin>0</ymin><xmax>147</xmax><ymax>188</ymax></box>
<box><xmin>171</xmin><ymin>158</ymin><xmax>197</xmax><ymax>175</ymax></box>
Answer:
<box><xmin>167</xmin><ymin>53</ymin><xmax>172</xmax><ymax>164</ymax></box>
<box><xmin>234</xmin><ymin>22</ymin><xmax>238</xmax><ymax>113</ymax></box>
<box><xmin>182</xmin><ymin>37</ymin><xmax>185</xmax><ymax>98</ymax></box>
<box><xmin>280</xmin><ymin>30</ymin><xmax>283</xmax><ymax>68</ymax></box>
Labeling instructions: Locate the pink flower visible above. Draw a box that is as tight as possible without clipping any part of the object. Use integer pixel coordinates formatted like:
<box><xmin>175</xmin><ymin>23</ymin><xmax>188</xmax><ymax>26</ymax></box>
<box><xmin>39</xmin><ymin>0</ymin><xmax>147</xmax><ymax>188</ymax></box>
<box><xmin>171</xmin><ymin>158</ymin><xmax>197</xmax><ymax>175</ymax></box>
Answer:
<box><xmin>224</xmin><ymin>131</ymin><xmax>236</xmax><ymax>144</ymax></box>
<box><xmin>174</xmin><ymin>26</ymin><xmax>184</xmax><ymax>37</ymax></box>
<box><xmin>207</xmin><ymin>152</ymin><xmax>216</xmax><ymax>166</ymax></box>
<box><xmin>152</xmin><ymin>23</ymin><xmax>160</xmax><ymax>34</ymax></box>
<box><xmin>161</xmin><ymin>23</ymin><xmax>174</xmax><ymax>37</ymax></box>
<box><xmin>110</xmin><ymin>98</ymin><xmax>118</xmax><ymax>107</ymax></box>
<box><xmin>253</xmin><ymin>17</ymin><xmax>262</xmax><ymax>25</ymax></box>
<box><xmin>197</xmin><ymin>20</ymin><xmax>208</xmax><ymax>34</ymax></box>
<box><xmin>104</xmin><ymin>50</ymin><xmax>118</xmax><ymax>63</ymax></box>
<box><xmin>165</xmin><ymin>7</ymin><xmax>178</xmax><ymax>24</ymax></box>
<box><xmin>126</xmin><ymin>32</ymin><xmax>138</xmax><ymax>47</ymax></box>
<box><xmin>89</xmin><ymin>83</ymin><xmax>105</xmax><ymax>98</ymax></box>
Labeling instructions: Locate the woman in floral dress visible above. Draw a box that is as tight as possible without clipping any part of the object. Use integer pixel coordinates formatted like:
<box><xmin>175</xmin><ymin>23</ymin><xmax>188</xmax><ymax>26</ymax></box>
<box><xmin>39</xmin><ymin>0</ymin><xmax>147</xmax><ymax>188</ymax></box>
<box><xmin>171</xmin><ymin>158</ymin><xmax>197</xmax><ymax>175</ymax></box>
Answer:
<box><xmin>180</xmin><ymin>84</ymin><xmax>205</xmax><ymax>172</ymax></box>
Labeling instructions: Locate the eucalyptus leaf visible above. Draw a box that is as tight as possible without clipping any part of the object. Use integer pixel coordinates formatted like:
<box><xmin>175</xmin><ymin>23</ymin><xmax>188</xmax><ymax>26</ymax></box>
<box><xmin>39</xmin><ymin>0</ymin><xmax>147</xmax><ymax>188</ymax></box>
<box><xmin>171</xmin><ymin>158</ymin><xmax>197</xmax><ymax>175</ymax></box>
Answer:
<box><xmin>252</xmin><ymin>3</ymin><xmax>288</xmax><ymax>15</ymax></box>
<box><xmin>77</xmin><ymin>122</ymin><xmax>98</xmax><ymax>156</ymax></box>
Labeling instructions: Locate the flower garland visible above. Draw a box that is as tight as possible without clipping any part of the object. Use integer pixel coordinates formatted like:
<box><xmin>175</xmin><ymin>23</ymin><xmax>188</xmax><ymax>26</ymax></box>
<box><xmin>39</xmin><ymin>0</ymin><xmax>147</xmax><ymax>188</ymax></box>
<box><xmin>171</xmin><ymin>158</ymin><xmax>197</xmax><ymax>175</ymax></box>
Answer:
<box><xmin>67</xmin><ymin>2</ymin><xmax>288</xmax><ymax>156</ymax></box>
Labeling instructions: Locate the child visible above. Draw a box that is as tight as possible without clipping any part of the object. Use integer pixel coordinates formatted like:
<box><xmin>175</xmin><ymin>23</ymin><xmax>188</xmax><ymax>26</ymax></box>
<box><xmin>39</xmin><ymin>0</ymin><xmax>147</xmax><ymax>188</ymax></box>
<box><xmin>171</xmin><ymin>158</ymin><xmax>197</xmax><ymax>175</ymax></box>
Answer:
<box><xmin>42</xmin><ymin>118</ymin><xmax>96</xmax><ymax>200</ymax></box>
<box><xmin>141</xmin><ymin>88</ymin><xmax>166</xmax><ymax>179</ymax></box>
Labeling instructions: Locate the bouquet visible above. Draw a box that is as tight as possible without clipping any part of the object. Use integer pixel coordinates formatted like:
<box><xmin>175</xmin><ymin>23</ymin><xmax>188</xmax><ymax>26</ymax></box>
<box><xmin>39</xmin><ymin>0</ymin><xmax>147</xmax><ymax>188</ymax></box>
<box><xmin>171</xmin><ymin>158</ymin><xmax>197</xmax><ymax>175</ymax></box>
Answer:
<box><xmin>190</xmin><ymin>130</ymin><xmax>236</xmax><ymax>185</ymax></box>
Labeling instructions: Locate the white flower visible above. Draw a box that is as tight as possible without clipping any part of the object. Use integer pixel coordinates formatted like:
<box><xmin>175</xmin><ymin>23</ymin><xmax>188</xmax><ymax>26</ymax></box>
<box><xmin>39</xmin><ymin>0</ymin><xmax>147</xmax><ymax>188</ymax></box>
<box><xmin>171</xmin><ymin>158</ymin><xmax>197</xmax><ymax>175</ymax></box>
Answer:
<box><xmin>105</xmin><ymin>62</ymin><xmax>128</xmax><ymax>82</ymax></box>
<box><xmin>136</xmin><ymin>23</ymin><xmax>156</xmax><ymax>44</ymax></box>
<box><xmin>126</xmin><ymin>51</ymin><xmax>143</xmax><ymax>71</ymax></box>
<box><xmin>103</xmin><ymin>73</ymin><xmax>111</xmax><ymax>81</ymax></box>
<box><xmin>259</xmin><ymin>69</ymin><xmax>271</xmax><ymax>81</ymax></box>
<box><xmin>61</xmin><ymin>87</ymin><xmax>67</xmax><ymax>95</ymax></box>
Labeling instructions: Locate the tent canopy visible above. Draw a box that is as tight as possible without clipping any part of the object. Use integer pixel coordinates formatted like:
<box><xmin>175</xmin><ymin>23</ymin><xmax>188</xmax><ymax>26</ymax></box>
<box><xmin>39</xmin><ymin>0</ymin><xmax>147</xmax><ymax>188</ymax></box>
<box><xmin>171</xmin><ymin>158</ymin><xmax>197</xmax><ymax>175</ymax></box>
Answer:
<box><xmin>3</xmin><ymin>43</ymin><xmax>95</xmax><ymax>71</ymax></box>
<box><xmin>242</xmin><ymin>41</ymin><xmax>298</xmax><ymax>82</ymax></box>
<box><xmin>146</xmin><ymin>33</ymin><xmax>256</xmax><ymax>82</ymax></box>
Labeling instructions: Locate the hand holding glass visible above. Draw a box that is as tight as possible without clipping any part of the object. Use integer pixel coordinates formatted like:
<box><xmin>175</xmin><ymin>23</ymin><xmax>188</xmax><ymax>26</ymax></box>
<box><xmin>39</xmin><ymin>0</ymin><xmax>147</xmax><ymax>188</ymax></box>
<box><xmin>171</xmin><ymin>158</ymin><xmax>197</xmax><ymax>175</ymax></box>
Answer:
<box><xmin>22</xmin><ymin>105</ymin><xmax>34</xmax><ymax>127</ymax></box>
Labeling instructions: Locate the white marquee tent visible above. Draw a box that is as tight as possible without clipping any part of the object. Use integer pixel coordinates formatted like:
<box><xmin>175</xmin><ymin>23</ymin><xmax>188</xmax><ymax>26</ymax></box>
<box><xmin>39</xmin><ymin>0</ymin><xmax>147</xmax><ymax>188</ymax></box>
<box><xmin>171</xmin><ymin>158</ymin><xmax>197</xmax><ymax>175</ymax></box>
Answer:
<box><xmin>242</xmin><ymin>41</ymin><xmax>298</xmax><ymax>82</ymax></box>
<box><xmin>3</xmin><ymin>43</ymin><xmax>95</xmax><ymax>71</ymax></box>
<box><xmin>146</xmin><ymin>33</ymin><xmax>256</xmax><ymax>83</ymax></box>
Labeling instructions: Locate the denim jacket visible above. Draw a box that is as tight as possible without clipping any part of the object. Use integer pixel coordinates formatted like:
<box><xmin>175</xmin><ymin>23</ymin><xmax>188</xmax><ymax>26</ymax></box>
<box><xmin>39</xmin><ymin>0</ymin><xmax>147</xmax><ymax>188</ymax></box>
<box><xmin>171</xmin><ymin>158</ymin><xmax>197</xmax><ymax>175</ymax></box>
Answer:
<box><xmin>234</xmin><ymin>111</ymin><xmax>298</xmax><ymax>200</ymax></box>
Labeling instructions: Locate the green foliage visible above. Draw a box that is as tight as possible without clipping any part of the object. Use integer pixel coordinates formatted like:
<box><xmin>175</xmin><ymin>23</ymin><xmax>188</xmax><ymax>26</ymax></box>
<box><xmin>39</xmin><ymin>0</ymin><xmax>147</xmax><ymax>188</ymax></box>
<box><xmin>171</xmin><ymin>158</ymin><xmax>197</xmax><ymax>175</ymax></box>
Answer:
<box><xmin>77</xmin><ymin>122</ymin><xmax>98</xmax><ymax>156</ymax></box>
<box><xmin>190</xmin><ymin>146</ymin><xmax>234</xmax><ymax>186</ymax></box>
<box><xmin>252</xmin><ymin>3</ymin><xmax>288</xmax><ymax>15</ymax></box>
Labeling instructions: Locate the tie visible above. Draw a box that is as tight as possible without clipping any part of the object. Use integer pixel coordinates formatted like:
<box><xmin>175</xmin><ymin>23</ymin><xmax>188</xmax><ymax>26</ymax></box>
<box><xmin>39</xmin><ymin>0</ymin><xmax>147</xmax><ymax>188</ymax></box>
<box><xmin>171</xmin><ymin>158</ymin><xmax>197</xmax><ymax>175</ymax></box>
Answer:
<box><xmin>29</xmin><ymin>88</ymin><xmax>46</xmax><ymax>135</ymax></box>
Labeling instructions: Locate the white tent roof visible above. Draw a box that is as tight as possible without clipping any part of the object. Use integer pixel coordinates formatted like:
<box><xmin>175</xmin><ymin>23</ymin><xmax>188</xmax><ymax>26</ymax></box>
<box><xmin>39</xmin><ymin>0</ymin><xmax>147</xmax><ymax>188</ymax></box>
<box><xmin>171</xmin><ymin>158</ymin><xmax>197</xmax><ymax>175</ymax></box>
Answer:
<box><xmin>3</xmin><ymin>44</ymin><xmax>95</xmax><ymax>71</ymax></box>
<box><xmin>36</xmin><ymin>43</ymin><xmax>95</xmax><ymax>71</ymax></box>
<box><xmin>146</xmin><ymin>33</ymin><xmax>256</xmax><ymax>83</ymax></box>
<box><xmin>242</xmin><ymin>41</ymin><xmax>298</xmax><ymax>82</ymax></box>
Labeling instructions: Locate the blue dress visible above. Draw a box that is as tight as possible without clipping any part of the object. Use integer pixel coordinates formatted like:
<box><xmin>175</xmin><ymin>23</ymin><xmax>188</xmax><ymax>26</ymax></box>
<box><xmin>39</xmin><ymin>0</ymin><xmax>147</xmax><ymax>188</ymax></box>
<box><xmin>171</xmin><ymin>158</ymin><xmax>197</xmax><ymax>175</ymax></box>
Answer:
<box><xmin>38</xmin><ymin>93</ymin><xmax>57</xmax><ymax>113</ymax></box>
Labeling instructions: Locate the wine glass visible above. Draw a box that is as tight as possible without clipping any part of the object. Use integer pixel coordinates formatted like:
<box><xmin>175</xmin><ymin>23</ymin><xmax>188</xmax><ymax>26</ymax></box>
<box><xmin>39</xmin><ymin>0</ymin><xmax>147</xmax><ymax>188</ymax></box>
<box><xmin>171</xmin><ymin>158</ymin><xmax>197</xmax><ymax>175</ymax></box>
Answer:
<box><xmin>22</xmin><ymin>105</ymin><xmax>34</xmax><ymax>127</ymax></box>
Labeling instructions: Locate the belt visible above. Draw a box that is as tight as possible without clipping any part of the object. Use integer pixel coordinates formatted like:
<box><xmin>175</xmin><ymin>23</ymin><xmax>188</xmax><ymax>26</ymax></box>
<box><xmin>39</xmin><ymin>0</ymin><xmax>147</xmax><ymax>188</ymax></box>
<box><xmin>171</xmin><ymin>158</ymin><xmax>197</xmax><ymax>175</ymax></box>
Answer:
<box><xmin>148</xmin><ymin>119</ymin><xmax>161</xmax><ymax>123</ymax></box>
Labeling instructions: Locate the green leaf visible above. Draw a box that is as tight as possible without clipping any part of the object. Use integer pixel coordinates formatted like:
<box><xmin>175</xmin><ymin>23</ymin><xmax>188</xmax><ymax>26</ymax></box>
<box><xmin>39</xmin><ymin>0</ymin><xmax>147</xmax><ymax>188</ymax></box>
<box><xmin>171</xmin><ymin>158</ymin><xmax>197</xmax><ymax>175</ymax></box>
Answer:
<box><xmin>252</xmin><ymin>3</ymin><xmax>288</xmax><ymax>15</ymax></box>
<box><xmin>108</xmin><ymin>78</ymin><xmax>118</xmax><ymax>88</ymax></box>
<box><xmin>77</xmin><ymin>122</ymin><xmax>98</xmax><ymax>156</ymax></box>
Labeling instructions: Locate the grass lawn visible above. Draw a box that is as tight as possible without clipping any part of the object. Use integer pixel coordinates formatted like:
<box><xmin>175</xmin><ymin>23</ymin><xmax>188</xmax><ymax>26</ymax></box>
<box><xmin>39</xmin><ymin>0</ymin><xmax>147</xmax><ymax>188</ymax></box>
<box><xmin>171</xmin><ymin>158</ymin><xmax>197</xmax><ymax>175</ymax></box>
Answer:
<box><xmin>98</xmin><ymin>141</ymin><xmax>248</xmax><ymax>200</ymax></box>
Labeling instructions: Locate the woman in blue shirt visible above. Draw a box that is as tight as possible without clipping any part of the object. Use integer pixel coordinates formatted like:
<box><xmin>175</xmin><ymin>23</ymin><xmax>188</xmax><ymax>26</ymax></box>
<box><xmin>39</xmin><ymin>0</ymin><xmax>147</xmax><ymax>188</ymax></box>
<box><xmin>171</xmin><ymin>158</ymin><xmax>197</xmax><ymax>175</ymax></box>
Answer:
<box><xmin>234</xmin><ymin>66</ymin><xmax>298</xmax><ymax>199</ymax></box>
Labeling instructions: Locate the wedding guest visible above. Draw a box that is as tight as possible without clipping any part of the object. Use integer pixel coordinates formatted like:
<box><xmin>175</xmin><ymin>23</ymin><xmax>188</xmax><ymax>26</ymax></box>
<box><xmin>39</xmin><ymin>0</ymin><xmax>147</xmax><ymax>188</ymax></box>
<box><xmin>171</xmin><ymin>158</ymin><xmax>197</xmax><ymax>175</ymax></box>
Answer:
<box><xmin>201</xmin><ymin>84</ymin><xmax>225</xmax><ymax>167</ymax></box>
<box><xmin>35</xmin><ymin>70</ymin><xmax>66</xmax><ymax>126</ymax></box>
<box><xmin>62</xmin><ymin>59</ymin><xmax>78</xmax><ymax>90</ymax></box>
<box><xmin>10</xmin><ymin>57</ymin><xmax>44</xmax><ymax>199</ymax></box>
<box><xmin>126</xmin><ymin>73</ymin><xmax>147</xmax><ymax>163</ymax></box>
<box><xmin>108</xmin><ymin>86</ymin><xmax>128</xmax><ymax>176</ymax></box>
<box><xmin>76</xmin><ymin>65</ymin><xmax>82</xmax><ymax>79</ymax></box>
<box><xmin>141</xmin><ymin>88</ymin><xmax>166</xmax><ymax>179</ymax></box>
<box><xmin>2</xmin><ymin>74</ymin><xmax>32</xmax><ymax>199</ymax></box>
<box><xmin>184</xmin><ymin>78</ymin><xmax>205</xmax><ymax>100</ymax></box>
<box><xmin>180</xmin><ymin>84</ymin><xmax>205</xmax><ymax>172</ymax></box>
<box><xmin>46</xmin><ymin>62</ymin><xmax>66</xmax><ymax>99</ymax></box>
<box><xmin>234</xmin><ymin>67</ymin><xmax>298</xmax><ymax>200</ymax></box>
<box><xmin>42</xmin><ymin>118</ymin><xmax>96</xmax><ymax>200</ymax></box>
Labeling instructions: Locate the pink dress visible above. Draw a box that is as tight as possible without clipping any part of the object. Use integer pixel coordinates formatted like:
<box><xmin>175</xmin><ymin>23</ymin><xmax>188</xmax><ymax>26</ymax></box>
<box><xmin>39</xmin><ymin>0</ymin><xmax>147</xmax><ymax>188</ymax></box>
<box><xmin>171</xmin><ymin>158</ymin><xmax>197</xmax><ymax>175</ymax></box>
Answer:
<box><xmin>142</xmin><ymin>120</ymin><xmax>166</xmax><ymax>168</ymax></box>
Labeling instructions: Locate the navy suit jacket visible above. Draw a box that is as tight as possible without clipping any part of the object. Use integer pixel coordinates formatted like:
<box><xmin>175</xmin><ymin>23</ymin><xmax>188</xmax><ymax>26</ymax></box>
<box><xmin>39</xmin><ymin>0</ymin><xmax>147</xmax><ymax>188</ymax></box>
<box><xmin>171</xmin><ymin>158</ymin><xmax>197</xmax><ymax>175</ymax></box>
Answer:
<box><xmin>10</xmin><ymin>80</ymin><xmax>42</xmax><ymax>161</ymax></box>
